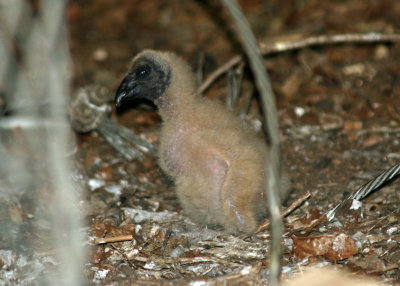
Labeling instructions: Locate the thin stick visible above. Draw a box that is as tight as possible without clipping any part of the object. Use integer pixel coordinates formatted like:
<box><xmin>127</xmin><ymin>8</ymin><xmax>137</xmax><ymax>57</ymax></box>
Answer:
<box><xmin>256</xmin><ymin>191</ymin><xmax>311</xmax><ymax>233</ymax></box>
<box><xmin>260</xmin><ymin>32</ymin><xmax>400</xmax><ymax>54</ymax></box>
<box><xmin>110</xmin><ymin>244</ymin><xmax>136</xmax><ymax>268</ymax></box>
<box><xmin>221</xmin><ymin>1</ymin><xmax>282</xmax><ymax>284</ymax></box>
<box><xmin>125</xmin><ymin>262</ymin><xmax>261</xmax><ymax>285</ymax></box>
<box><xmin>160</xmin><ymin>228</ymin><xmax>172</xmax><ymax>256</ymax></box>
<box><xmin>197</xmin><ymin>55</ymin><xmax>242</xmax><ymax>95</ymax></box>
<box><xmin>198</xmin><ymin>32</ymin><xmax>400</xmax><ymax>94</ymax></box>
<box><xmin>94</xmin><ymin>234</ymin><xmax>133</xmax><ymax>244</ymax></box>
<box><xmin>130</xmin><ymin>255</ymin><xmax>234</xmax><ymax>266</ymax></box>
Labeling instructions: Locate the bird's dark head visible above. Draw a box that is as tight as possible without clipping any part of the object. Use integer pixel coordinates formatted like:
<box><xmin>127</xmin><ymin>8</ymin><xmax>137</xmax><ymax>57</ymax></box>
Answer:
<box><xmin>115</xmin><ymin>50</ymin><xmax>172</xmax><ymax>108</ymax></box>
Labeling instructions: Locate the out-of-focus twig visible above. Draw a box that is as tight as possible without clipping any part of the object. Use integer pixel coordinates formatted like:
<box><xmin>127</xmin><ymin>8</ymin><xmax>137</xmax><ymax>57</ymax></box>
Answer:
<box><xmin>220</xmin><ymin>0</ymin><xmax>282</xmax><ymax>284</ymax></box>
<box><xmin>98</xmin><ymin>120</ymin><xmax>145</xmax><ymax>161</ymax></box>
<box><xmin>197</xmin><ymin>32</ymin><xmax>400</xmax><ymax>94</ymax></box>
<box><xmin>69</xmin><ymin>85</ymin><xmax>156</xmax><ymax>161</ymax></box>
<box><xmin>102</xmin><ymin>119</ymin><xmax>157</xmax><ymax>155</ymax></box>
<box><xmin>226</xmin><ymin>64</ymin><xmax>244</xmax><ymax>110</ymax></box>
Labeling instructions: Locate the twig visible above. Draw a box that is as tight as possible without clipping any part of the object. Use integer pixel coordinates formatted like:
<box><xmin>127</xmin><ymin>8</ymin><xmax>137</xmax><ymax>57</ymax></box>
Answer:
<box><xmin>160</xmin><ymin>228</ymin><xmax>172</xmax><ymax>256</ymax></box>
<box><xmin>198</xmin><ymin>32</ymin><xmax>400</xmax><ymax>94</ymax></box>
<box><xmin>220</xmin><ymin>1</ymin><xmax>282</xmax><ymax>284</ymax></box>
<box><xmin>373</xmin><ymin>264</ymin><xmax>399</xmax><ymax>274</ymax></box>
<box><xmin>260</xmin><ymin>32</ymin><xmax>400</xmax><ymax>54</ymax></box>
<box><xmin>351</xmin><ymin>126</ymin><xmax>400</xmax><ymax>136</ymax></box>
<box><xmin>94</xmin><ymin>234</ymin><xmax>133</xmax><ymax>244</ymax></box>
<box><xmin>256</xmin><ymin>191</ymin><xmax>311</xmax><ymax>233</ymax></box>
<box><xmin>97</xmin><ymin>118</ymin><xmax>157</xmax><ymax>161</ymax></box>
<box><xmin>281</xmin><ymin>191</ymin><xmax>311</xmax><ymax>218</ymax></box>
<box><xmin>197</xmin><ymin>55</ymin><xmax>242</xmax><ymax>95</ymax></box>
<box><xmin>110</xmin><ymin>244</ymin><xmax>136</xmax><ymax>269</ymax></box>
<box><xmin>130</xmin><ymin>255</ymin><xmax>234</xmax><ymax>266</ymax></box>
<box><xmin>239</xmin><ymin>85</ymin><xmax>254</xmax><ymax>119</ymax></box>
<box><xmin>0</xmin><ymin>117</ymin><xmax>67</xmax><ymax>129</ymax></box>
<box><xmin>226</xmin><ymin>64</ymin><xmax>244</xmax><ymax>110</ymax></box>
<box><xmin>98</xmin><ymin>120</ymin><xmax>145</xmax><ymax>161</ymax></box>
<box><xmin>124</xmin><ymin>262</ymin><xmax>261</xmax><ymax>285</ymax></box>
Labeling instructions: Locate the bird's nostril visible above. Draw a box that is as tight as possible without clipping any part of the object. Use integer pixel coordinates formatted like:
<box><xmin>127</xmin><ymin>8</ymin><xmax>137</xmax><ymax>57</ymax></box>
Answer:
<box><xmin>115</xmin><ymin>91</ymin><xmax>126</xmax><ymax>107</ymax></box>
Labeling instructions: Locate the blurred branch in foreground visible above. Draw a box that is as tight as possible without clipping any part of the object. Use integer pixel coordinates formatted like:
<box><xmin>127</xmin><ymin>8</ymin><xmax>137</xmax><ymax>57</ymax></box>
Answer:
<box><xmin>0</xmin><ymin>1</ymin><xmax>85</xmax><ymax>284</ymax></box>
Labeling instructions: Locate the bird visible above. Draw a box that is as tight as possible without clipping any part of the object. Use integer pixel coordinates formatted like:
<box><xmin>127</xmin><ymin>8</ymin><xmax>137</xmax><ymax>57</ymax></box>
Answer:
<box><xmin>115</xmin><ymin>50</ymin><xmax>290</xmax><ymax>233</ymax></box>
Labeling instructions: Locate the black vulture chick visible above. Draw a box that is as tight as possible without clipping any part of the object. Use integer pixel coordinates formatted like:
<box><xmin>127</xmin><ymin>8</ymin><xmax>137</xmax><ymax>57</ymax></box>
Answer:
<box><xmin>115</xmin><ymin>50</ymin><xmax>290</xmax><ymax>233</ymax></box>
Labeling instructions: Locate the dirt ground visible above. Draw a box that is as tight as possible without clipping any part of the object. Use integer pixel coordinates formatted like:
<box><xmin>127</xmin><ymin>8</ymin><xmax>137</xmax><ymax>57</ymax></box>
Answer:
<box><xmin>69</xmin><ymin>0</ymin><xmax>400</xmax><ymax>284</ymax></box>
<box><xmin>3</xmin><ymin>0</ymin><xmax>400</xmax><ymax>284</ymax></box>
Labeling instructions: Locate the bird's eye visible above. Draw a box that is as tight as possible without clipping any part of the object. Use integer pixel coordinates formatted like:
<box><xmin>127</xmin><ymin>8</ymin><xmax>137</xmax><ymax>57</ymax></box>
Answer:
<box><xmin>135</xmin><ymin>65</ymin><xmax>151</xmax><ymax>80</ymax></box>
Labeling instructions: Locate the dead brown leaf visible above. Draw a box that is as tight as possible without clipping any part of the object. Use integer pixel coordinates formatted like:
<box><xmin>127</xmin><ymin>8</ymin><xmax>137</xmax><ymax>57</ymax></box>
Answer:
<box><xmin>292</xmin><ymin>233</ymin><xmax>358</xmax><ymax>260</ymax></box>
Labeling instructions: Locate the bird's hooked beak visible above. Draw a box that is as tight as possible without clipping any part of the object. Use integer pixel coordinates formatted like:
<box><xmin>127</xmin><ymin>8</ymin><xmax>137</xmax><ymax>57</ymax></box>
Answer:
<box><xmin>115</xmin><ymin>75</ymin><xmax>135</xmax><ymax>108</ymax></box>
<box><xmin>115</xmin><ymin>55</ymin><xmax>171</xmax><ymax>108</ymax></box>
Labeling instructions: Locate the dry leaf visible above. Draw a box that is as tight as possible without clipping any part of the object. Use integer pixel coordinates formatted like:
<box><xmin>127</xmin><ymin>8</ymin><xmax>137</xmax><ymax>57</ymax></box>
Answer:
<box><xmin>292</xmin><ymin>233</ymin><xmax>358</xmax><ymax>260</ymax></box>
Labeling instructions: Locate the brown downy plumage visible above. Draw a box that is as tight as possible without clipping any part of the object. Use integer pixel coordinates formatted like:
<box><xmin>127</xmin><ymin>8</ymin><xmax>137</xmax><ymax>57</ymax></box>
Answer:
<box><xmin>115</xmin><ymin>50</ymin><xmax>290</xmax><ymax>233</ymax></box>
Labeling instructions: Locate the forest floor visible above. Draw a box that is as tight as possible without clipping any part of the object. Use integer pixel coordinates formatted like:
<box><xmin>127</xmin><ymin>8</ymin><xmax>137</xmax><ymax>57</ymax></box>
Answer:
<box><xmin>3</xmin><ymin>0</ymin><xmax>400</xmax><ymax>285</ymax></box>
<box><xmin>67</xmin><ymin>0</ymin><xmax>400</xmax><ymax>284</ymax></box>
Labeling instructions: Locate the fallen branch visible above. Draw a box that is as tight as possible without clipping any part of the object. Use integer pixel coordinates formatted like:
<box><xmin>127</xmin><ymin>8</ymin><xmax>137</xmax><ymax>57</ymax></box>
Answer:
<box><xmin>198</xmin><ymin>32</ymin><xmax>400</xmax><ymax>94</ymax></box>
<box><xmin>260</xmin><ymin>32</ymin><xmax>400</xmax><ymax>54</ymax></box>
<box><xmin>220</xmin><ymin>0</ymin><xmax>283</xmax><ymax>284</ymax></box>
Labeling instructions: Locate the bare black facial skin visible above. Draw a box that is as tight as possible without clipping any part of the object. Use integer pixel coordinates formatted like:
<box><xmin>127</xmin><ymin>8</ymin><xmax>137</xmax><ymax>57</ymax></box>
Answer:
<box><xmin>115</xmin><ymin>57</ymin><xmax>171</xmax><ymax>107</ymax></box>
